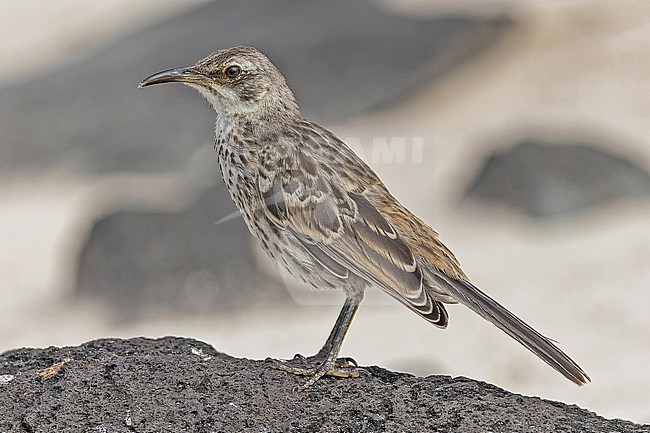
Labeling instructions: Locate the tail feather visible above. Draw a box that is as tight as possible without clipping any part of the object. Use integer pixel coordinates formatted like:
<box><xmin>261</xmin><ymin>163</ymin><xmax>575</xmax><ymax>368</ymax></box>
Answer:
<box><xmin>434</xmin><ymin>275</ymin><xmax>590</xmax><ymax>386</ymax></box>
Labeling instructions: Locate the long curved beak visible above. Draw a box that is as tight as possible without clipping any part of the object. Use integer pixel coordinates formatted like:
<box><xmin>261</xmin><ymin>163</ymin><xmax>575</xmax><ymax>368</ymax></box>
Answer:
<box><xmin>138</xmin><ymin>66</ymin><xmax>208</xmax><ymax>88</ymax></box>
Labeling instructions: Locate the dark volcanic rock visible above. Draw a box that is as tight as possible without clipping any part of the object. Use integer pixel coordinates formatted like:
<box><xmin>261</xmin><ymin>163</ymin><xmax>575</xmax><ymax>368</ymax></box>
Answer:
<box><xmin>464</xmin><ymin>140</ymin><xmax>650</xmax><ymax>218</ymax></box>
<box><xmin>0</xmin><ymin>0</ymin><xmax>510</xmax><ymax>173</ymax></box>
<box><xmin>76</xmin><ymin>184</ymin><xmax>287</xmax><ymax>320</ymax></box>
<box><xmin>0</xmin><ymin>337</ymin><xmax>645</xmax><ymax>433</ymax></box>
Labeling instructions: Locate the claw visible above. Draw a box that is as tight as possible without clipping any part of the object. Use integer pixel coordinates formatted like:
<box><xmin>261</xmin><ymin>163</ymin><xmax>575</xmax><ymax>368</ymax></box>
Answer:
<box><xmin>336</xmin><ymin>356</ymin><xmax>358</xmax><ymax>368</ymax></box>
<box><xmin>266</xmin><ymin>353</ymin><xmax>361</xmax><ymax>391</ymax></box>
<box><xmin>292</xmin><ymin>354</ymin><xmax>310</xmax><ymax>366</ymax></box>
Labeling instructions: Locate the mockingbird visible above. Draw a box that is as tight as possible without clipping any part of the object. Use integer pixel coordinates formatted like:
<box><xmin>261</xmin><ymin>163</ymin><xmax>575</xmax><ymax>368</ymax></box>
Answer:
<box><xmin>139</xmin><ymin>46</ymin><xmax>589</xmax><ymax>391</ymax></box>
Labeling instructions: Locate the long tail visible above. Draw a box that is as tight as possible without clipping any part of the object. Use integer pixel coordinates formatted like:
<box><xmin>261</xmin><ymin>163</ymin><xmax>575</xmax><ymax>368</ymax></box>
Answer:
<box><xmin>433</xmin><ymin>275</ymin><xmax>590</xmax><ymax>385</ymax></box>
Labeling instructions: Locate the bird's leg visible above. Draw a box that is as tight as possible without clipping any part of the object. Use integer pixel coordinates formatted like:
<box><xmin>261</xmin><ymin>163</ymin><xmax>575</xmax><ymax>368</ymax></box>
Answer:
<box><xmin>266</xmin><ymin>296</ymin><xmax>361</xmax><ymax>391</ymax></box>
<box><xmin>306</xmin><ymin>298</ymin><xmax>359</xmax><ymax>367</ymax></box>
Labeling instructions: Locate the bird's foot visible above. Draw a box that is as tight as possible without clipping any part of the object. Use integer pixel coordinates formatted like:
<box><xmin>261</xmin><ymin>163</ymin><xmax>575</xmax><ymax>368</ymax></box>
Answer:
<box><xmin>265</xmin><ymin>353</ymin><xmax>360</xmax><ymax>391</ymax></box>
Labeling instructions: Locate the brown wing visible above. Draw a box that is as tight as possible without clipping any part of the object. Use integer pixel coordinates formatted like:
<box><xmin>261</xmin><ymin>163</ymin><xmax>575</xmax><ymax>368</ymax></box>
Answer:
<box><xmin>258</xmin><ymin>152</ymin><xmax>448</xmax><ymax>327</ymax></box>
<box><xmin>256</xmin><ymin>133</ymin><xmax>589</xmax><ymax>385</ymax></box>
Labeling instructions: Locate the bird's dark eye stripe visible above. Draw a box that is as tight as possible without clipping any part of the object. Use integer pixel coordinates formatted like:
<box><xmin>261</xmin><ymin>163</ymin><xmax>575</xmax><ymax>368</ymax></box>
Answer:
<box><xmin>225</xmin><ymin>65</ymin><xmax>242</xmax><ymax>78</ymax></box>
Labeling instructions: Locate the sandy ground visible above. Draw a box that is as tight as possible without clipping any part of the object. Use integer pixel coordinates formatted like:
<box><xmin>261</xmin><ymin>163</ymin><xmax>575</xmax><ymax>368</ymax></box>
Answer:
<box><xmin>1</xmin><ymin>0</ymin><xmax>649</xmax><ymax>425</ymax></box>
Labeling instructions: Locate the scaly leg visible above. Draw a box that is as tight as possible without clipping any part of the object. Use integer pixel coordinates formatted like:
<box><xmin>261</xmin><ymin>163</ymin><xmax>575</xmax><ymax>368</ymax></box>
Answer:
<box><xmin>267</xmin><ymin>296</ymin><xmax>361</xmax><ymax>391</ymax></box>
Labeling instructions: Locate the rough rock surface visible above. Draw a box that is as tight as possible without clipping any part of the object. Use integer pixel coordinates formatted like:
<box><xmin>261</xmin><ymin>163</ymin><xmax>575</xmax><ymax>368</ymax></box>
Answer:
<box><xmin>0</xmin><ymin>337</ymin><xmax>645</xmax><ymax>433</ymax></box>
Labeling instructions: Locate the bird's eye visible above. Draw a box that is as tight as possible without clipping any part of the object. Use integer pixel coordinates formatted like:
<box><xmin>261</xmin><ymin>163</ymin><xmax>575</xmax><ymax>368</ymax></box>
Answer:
<box><xmin>225</xmin><ymin>65</ymin><xmax>241</xmax><ymax>78</ymax></box>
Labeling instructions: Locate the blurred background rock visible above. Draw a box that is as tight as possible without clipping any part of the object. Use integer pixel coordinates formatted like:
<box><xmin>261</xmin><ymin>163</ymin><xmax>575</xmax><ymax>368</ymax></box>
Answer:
<box><xmin>1</xmin><ymin>0</ymin><xmax>648</xmax><ymax>424</ymax></box>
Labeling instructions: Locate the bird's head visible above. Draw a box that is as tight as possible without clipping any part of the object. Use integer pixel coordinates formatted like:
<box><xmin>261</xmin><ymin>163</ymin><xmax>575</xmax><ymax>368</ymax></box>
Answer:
<box><xmin>139</xmin><ymin>46</ymin><xmax>299</xmax><ymax>119</ymax></box>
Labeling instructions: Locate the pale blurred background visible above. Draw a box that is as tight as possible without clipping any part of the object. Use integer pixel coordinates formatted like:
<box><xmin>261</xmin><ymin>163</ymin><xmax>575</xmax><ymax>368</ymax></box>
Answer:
<box><xmin>1</xmin><ymin>0</ymin><xmax>649</xmax><ymax>425</ymax></box>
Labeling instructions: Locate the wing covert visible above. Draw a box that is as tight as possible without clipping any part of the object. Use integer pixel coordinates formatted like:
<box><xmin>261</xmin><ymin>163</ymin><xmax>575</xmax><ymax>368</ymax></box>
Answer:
<box><xmin>258</xmin><ymin>156</ymin><xmax>448</xmax><ymax>327</ymax></box>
